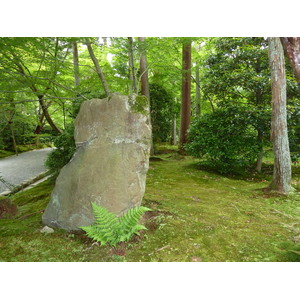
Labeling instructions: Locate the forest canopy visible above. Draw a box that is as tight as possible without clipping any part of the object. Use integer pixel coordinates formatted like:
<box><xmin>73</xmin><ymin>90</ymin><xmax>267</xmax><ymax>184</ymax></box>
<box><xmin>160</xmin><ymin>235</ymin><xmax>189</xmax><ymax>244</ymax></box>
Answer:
<box><xmin>1</xmin><ymin>37</ymin><xmax>299</xmax><ymax>172</ymax></box>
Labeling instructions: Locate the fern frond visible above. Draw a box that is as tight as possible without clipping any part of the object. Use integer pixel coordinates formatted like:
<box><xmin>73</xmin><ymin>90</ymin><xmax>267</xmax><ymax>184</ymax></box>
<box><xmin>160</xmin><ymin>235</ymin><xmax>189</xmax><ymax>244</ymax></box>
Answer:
<box><xmin>81</xmin><ymin>203</ymin><xmax>150</xmax><ymax>247</ymax></box>
<box><xmin>118</xmin><ymin>206</ymin><xmax>151</xmax><ymax>241</ymax></box>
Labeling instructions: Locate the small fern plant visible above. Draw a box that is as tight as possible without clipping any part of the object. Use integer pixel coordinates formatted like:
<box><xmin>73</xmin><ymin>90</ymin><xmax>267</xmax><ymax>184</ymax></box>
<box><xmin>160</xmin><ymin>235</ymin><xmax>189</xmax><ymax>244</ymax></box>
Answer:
<box><xmin>80</xmin><ymin>202</ymin><xmax>151</xmax><ymax>247</ymax></box>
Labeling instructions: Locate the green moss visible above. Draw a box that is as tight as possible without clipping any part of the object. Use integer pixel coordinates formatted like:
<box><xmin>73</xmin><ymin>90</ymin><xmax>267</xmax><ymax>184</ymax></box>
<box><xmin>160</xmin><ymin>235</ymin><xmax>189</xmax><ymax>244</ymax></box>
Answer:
<box><xmin>0</xmin><ymin>144</ymin><xmax>299</xmax><ymax>261</ymax></box>
<box><xmin>129</xmin><ymin>95</ymin><xmax>149</xmax><ymax>115</ymax></box>
<box><xmin>0</xmin><ymin>150</ymin><xmax>15</xmax><ymax>158</ymax></box>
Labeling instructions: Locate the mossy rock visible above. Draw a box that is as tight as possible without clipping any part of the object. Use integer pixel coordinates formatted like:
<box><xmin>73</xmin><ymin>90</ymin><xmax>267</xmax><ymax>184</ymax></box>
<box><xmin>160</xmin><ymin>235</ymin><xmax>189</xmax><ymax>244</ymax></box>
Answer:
<box><xmin>129</xmin><ymin>95</ymin><xmax>149</xmax><ymax>115</ymax></box>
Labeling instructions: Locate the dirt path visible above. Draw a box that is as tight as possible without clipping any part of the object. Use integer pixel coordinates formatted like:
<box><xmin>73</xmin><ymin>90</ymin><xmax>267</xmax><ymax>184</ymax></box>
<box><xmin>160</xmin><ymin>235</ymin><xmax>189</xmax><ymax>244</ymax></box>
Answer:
<box><xmin>0</xmin><ymin>148</ymin><xmax>53</xmax><ymax>193</ymax></box>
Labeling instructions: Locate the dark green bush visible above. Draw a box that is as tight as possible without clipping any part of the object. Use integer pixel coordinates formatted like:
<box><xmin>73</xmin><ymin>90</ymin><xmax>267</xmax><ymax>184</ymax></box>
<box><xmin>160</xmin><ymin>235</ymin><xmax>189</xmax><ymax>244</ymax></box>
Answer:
<box><xmin>45</xmin><ymin>123</ymin><xmax>76</xmax><ymax>174</ymax></box>
<box><xmin>149</xmin><ymin>83</ymin><xmax>178</xmax><ymax>143</ymax></box>
<box><xmin>185</xmin><ymin>105</ymin><xmax>271</xmax><ymax>174</ymax></box>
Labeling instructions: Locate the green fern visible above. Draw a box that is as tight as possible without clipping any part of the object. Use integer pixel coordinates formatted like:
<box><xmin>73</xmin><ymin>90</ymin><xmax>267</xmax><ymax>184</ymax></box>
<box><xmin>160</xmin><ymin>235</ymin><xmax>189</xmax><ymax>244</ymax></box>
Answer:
<box><xmin>81</xmin><ymin>203</ymin><xmax>151</xmax><ymax>247</ymax></box>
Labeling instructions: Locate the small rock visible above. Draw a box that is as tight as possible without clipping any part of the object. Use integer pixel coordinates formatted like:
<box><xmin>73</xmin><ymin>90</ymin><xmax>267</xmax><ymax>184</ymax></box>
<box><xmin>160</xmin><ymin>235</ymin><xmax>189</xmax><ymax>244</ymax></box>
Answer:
<box><xmin>40</xmin><ymin>226</ymin><xmax>54</xmax><ymax>234</ymax></box>
<box><xmin>191</xmin><ymin>256</ymin><xmax>202</xmax><ymax>262</ymax></box>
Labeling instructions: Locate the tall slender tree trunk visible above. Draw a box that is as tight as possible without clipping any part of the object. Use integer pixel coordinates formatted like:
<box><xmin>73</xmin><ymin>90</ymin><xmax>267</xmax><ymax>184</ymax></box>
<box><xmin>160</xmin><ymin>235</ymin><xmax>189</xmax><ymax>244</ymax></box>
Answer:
<box><xmin>9</xmin><ymin>121</ymin><xmax>18</xmax><ymax>155</ymax></box>
<box><xmin>34</xmin><ymin>112</ymin><xmax>45</xmax><ymax>135</ymax></box>
<box><xmin>138</xmin><ymin>37</ymin><xmax>150</xmax><ymax>100</ymax></box>
<box><xmin>7</xmin><ymin>99</ymin><xmax>18</xmax><ymax>155</ymax></box>
<box><xmin>128</xmin><ymin>37</ymin><xmax>137</xmax><ymax>94</ymax></box>
<box><xmin>179</xmin><ymin>40</ymin><xmax>192</xmax><ymax>150</ymax></box>
<box><xmin>72</xmin><ymin>41</ymin><xmax>80</xmax><ymax>87</ymax></box>
<box><xmin>195</xmin><ymin>63</ymin><xmax>201</xmax><ymax>118</ymax></box>
<box><xmin>254</xmin><ymin>90</ymin><xmax>265</xmax><ymax>172</ymax></box>
<box><xmin>172</xmin><ymin>114</ymin><xmax>177</xmax><ymax>145</ymax></box>
<box><xmin>138</xmin><ymin>37</ymin><xmax>154</xmax><ymax>155</ymax></box>
<box><xmin>268</xmin><ymin>37</ymin><xmax>291</xmax><ymax>194</ymax></box>
<box><xmin>85</xmin><ymin>38</ymin><xmax>110</xmax><ymax>97</ymax></box>
<box><xmin>255</xmin><ymin>129</ymin><xmax>264</xmax><ymax>172</ymax></box>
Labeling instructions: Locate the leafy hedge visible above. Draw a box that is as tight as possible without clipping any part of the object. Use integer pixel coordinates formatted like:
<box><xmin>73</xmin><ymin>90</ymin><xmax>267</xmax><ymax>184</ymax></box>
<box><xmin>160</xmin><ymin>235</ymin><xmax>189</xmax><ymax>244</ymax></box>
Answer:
<box><xmin>185</xmin><ymin>105</ymin><xmax>271</xmax><ymax>173</ymax></box>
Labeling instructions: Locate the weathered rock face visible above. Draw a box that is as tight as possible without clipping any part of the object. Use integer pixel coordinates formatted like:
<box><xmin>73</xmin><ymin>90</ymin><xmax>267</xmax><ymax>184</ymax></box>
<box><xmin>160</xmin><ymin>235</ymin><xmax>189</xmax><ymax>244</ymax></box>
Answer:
<box><xmin>42</xmin><ymin>94</ymin><xmax>151</xmax><ymax>231</ymax></box>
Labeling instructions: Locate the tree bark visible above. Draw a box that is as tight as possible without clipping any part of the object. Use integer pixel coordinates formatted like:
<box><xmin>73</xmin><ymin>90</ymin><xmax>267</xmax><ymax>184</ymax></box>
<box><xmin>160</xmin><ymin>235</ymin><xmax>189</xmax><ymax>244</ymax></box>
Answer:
<box><xmin>72</xmin><ymin>41</ymin><xmax>80</xmax><ymax>87</ymax></box>
<box><xmin>138</xmin><ymin>37</ymin><xmax>154</xmax><ymax>155</ymax></box>
<box><xmin>128</xmin><ymin>37</ymin><xmax>137</xmax><ymax>94</ymax></box>
<box><xmin>195</xmin><ymin>63</ymin><xmax>201</xmax><ymax>117</ymax></box>
<box><xmin>34</xmin><ymin>112</ymin><xmax>45</xmax><ymax>135</ymax></box>
<box><xmin>7</xmin><ymin>99</ymin><xmax>18</xmax><ymax>155</ymax></box>
<box><xmin>85</xmin><ymin>38</ymin><xmax>110</xmax><ymax>97</ymax></box>
<box><xmin>255</xmin><ymin>129</ymin><xmax>264</xmax><ymax>172</ymax></box>
<box><xmin>37</xmin><ymin>94</ymin><xmax>61</xmax><ymax>134</ymax></box>
<box><xmin>9</xmin><ymin>121</ymin><xmax>18</xmax><ymax>155</ymax></box>
<box><xmin>138</xmin><ymin>37</ymin><xmax>150</xmax><ymax>100</ymax></box>
<box><xmin>172</xmin><ymin>114</ymin><xmax>177</xmax><ymax>145</ymax></box>
<box><xmin>179</xmin><ymin>41</ymin><xmax>192</xmax><ymax>149</ymax></box>
<box><xmin>280</xmin><ymin>37</ymin><xmax>300</xmax><ymax>87</ymax></box>
<box><xmin>268</xmin><ymin>37</ymin><xmax>291</xmax><ymax>194</ymax></box>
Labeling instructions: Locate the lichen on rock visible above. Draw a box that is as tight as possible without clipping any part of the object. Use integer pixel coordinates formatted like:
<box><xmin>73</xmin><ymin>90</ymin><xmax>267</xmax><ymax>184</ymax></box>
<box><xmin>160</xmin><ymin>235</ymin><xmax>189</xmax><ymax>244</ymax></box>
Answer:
<box><xmin>128</xmin><ymin>95</ymin><xmax>149</xmax><ymax>115</ymax></box>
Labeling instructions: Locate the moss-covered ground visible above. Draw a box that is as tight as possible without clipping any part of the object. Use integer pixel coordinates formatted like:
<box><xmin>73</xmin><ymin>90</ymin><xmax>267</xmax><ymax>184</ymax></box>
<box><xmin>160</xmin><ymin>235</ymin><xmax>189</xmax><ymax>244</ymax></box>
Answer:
<box><xmin>0</xmin><ymin>144</ymin><xmax>52</xmax><ymax>159</ymax></box>
<box><xmin>1</xmin><ymin>145</ymin><xmax>300</xmax><ymax>262</ymax></box>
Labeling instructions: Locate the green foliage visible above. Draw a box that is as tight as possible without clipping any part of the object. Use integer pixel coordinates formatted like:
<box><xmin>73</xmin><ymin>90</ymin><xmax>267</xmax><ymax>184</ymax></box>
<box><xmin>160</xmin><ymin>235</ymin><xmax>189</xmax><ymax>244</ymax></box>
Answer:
<box><xmin>201</xmin><ymin>37</ymin><xmax>271</xmax><ymax>106</ymax></box>
<box><xmin>81</xmin><ymin>203</ymin><xmax>150</xmax><ymax>247</ymax></box>
<box><xmin>45</xmin><ymin>123</ymin><xmax>75</xmax><ymax>174</ymax></box>
<box><xmin>287</xmin><ymin>105</ymin><xmax>300</xmax><ymax>162</ymax></box>
<box><xmin>149</xmin><ymin>83</ymin><xmax>178</xmax><ymax>142</ymax></box>
<box><xmin>186</xmin><ymin>105</ymin><xmax>271</xmax><ymax>173</ymax></box>
<box><xmin>129</xmin><ymin>95</ymin><xmax>149</xmax><ymax>115</ymax></box>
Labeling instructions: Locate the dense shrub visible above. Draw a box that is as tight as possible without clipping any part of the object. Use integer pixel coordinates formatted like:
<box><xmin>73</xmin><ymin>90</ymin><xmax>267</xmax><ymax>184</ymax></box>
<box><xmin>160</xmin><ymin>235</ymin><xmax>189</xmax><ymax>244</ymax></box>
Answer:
<box><xmin>45</xmin><ymin>123</ymin><xmax>76</xmax><ymax>174</ymax></box>
<box><xmin>149</xmin><ymin>83</ymin><xmax>178</xmax><ymax>143</ymax></box>
<box><xmin>185</xmin><ymin>106</ymin><xmax>271</xmax><ymax>173</ymax></box>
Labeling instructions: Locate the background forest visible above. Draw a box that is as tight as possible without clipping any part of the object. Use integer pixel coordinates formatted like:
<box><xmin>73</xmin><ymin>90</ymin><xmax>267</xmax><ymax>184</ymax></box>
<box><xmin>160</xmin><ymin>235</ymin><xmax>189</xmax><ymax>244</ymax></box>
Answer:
<box><xmin>1</xmin><ymin>37</ymin><xmax>300</xmax><ymax>174</ymax></box>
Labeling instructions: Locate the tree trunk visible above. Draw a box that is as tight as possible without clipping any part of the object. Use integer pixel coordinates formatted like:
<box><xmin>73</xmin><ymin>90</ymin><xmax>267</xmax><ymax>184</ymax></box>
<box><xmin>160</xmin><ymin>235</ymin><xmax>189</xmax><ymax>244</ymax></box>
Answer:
<box><xmin>16</xmin><ymin>63</ymin><xmax>61</xmax><ymax>134</ymax></box>
<box><xmin>38</xmin><ymin>94</ymin><xmax>61</xmax><ymax>134</ymax></box>
<box><xmin>7</xmin><ymin>99</ymin><xmax>18</xmax><ymax>155</ymax></box>
<box><xmin>179</xmin><ymin>41</ymin><xmax>192</xmax><ymax>149</ymax></box>
<box><xmin>72</xmin><ymin>41</ymin><xmax>80</xmax><ymax>87</ymax></box>
<box><xmin>85</xmin><ymin>38</ymin><xmax>110</xmax><ymax>97</ymax></box>
<box><xmin>172</xmin><ymin>114</ymin><xmax>177</xmax><ymax>145</ymax></box>
<box><xmin>128</xmin><ymin>37</ymin><xmax>137</xmax><ymax>94</ymax></box>
<box><xmin>195</xmin><ymin>63</ymin><xmax>201</xmax><ymax>117</ymax></box>
<box><xmin>138</xmin><ymin>37</ymin><xmax>154</xmax><ymax>155</ymax></box>
<box><xmin>9</xmin><ymin>121</ymin><xmax>18</xmax><ymax>155</ymax></box>
<box><xmin>34</xmin><ymin>112</ymin><xmax>45</xmax><ymax>135</ymax></box>
<box><xmin>268</xmin><ymin>37</ymin><xmax>291</xmax><ymax>194</ymax></box>
<box><xmin>138</xmin><ymin>37</ymin><xmax>150</xmax><ymax>100</ymax></box>
<box><xmin>280</xmin><ymin>37</ymin><xmax>300</xmax><ymax>87</ymax></box>
<box><xmin>255</xmin><ymin>129</ymin><xmax>264</xmax><ymax>172</ymax></box>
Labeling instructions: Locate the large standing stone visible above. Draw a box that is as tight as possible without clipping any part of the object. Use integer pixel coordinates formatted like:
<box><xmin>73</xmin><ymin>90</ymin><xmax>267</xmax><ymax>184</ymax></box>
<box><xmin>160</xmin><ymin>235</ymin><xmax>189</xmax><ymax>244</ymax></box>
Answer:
<box><xmin>42</xmin><ymin>94</ymin><xmax>151</xmax><ymax>231</ymax></box>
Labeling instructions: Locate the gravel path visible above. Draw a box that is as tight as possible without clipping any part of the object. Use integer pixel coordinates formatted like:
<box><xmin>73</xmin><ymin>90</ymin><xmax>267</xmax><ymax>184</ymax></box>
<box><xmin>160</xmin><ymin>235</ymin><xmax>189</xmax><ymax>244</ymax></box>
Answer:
<box><xmin>0</xmin><ymin>148</ymin><xmax>53</xmax><ymax>193</ymax></box>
